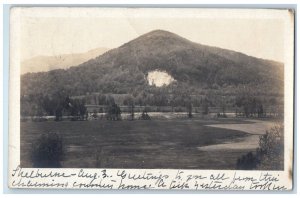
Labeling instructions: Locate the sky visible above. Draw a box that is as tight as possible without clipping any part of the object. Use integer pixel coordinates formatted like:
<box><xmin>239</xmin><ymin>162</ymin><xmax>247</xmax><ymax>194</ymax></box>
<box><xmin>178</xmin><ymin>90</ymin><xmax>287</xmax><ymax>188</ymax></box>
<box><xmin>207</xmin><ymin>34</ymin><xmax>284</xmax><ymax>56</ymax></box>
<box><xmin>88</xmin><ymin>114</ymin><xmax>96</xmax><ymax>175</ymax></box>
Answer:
<box><xmin>17</xmin><ymin>8</ymin><xmax>286</xmax><ymax>62</ymax></box>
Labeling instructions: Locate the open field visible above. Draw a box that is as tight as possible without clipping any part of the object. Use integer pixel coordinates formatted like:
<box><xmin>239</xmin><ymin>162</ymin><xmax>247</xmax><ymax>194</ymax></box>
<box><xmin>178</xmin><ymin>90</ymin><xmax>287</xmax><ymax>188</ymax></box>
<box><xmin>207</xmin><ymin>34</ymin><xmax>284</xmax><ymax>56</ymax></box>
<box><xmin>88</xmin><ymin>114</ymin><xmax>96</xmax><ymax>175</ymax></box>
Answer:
<box><xmin>20</xmin><ymin>118</ymin><xmax>276</xmax><ymax>169</ymax></box>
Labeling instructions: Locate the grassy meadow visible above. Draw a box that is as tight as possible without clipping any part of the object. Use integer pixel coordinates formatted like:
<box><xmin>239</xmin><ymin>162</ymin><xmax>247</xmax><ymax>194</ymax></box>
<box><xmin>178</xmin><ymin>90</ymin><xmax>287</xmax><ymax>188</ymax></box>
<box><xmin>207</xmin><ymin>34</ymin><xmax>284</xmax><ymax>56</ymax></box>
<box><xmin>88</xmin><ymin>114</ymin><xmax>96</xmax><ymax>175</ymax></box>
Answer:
<box><xmin>19</xmin><ymin>118</ymin><xmax>269</xmax><ymax>169</ymax></box>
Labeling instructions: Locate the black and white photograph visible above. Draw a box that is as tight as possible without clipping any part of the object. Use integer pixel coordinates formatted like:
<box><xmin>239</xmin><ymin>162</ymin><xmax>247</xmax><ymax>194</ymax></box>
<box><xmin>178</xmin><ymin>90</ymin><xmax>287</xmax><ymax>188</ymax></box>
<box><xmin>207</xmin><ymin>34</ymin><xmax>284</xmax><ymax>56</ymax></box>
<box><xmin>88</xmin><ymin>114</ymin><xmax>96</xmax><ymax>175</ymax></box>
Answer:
<box><xmin>8</xmin><ymin>7</ymin><xmax>295</xmax><ymax>190</ymax></box>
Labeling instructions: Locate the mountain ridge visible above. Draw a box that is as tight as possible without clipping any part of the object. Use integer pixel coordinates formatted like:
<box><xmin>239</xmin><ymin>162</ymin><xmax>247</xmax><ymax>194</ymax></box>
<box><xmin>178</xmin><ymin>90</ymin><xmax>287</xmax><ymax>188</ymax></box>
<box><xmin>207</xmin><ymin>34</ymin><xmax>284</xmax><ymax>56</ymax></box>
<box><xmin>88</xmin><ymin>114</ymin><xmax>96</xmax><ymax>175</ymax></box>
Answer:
<box><xmin>21</xmin><ymin>47</ymin><xmax>109</xmax><ymax>74</ymax></box>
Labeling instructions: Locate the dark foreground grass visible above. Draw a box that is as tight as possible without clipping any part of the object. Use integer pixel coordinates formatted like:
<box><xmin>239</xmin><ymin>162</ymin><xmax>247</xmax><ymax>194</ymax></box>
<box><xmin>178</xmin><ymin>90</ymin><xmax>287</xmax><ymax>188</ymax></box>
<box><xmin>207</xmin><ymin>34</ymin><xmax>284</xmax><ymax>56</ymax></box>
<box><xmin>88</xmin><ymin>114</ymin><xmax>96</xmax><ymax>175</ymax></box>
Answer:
<box><xmin>21</xmin><ymin>119</ymin><xmax>253</xmax><ymax>169</ymax></box>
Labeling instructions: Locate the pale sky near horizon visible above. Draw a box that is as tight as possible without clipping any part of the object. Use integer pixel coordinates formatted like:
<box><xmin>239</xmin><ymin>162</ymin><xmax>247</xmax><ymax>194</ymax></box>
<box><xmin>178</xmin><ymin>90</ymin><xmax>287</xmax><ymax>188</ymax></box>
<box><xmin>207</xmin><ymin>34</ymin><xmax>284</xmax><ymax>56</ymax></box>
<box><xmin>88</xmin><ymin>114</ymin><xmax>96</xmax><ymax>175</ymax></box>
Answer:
<box><xmin>17</xmin><ymin>8</ymin><xmax>285</xmax><ymax>62</ymax></box>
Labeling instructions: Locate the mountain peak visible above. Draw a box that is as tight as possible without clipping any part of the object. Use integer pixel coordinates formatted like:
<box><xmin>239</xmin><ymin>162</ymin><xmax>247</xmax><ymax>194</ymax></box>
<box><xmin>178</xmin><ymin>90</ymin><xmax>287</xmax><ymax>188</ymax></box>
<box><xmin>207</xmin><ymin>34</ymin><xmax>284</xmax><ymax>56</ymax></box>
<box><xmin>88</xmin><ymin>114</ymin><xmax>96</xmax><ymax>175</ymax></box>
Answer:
<box><xmin>120</xmin><ymin>29</ymin><xmax>191</xmax><ymax>50</ymax></box>
<box><xmin>145</xmin><ymin>29</ymin><xmax>176</xmax><ymax>35</ymax></box>
<box><xmin>139</xmin><ymin>29</ymin><xmax>184</xmax><ymax>39</ymax></box>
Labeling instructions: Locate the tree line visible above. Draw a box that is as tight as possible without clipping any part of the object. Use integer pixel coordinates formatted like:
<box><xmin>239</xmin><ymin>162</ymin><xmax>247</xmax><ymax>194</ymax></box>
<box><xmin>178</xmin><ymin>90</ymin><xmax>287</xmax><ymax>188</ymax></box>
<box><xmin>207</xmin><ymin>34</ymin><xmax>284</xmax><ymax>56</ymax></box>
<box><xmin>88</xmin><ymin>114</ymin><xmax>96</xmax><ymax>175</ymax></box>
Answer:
<box><xmin>21</xmin><ymin>93</ymin><xmax>87</xmax><ymax>121</ymax></box>
<box><xmin>21</xmin><ymin>89</ymin><xmax>282</xmax><ymax>120</ymax></box>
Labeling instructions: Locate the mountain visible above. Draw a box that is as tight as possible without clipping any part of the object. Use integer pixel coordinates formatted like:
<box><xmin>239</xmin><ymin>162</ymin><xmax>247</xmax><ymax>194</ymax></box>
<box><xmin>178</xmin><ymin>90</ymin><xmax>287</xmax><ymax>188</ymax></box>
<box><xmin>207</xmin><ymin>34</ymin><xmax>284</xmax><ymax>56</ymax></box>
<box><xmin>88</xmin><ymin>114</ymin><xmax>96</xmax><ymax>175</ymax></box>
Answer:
<box><xmin>21</xmin><ymin>47</ymin><xmax>109</xmax><ymax>74</ymax></box>
<box><xmin>21</xmin><ymin>30</ymin><xmax>284</xmax><ymax>102</ymax></box>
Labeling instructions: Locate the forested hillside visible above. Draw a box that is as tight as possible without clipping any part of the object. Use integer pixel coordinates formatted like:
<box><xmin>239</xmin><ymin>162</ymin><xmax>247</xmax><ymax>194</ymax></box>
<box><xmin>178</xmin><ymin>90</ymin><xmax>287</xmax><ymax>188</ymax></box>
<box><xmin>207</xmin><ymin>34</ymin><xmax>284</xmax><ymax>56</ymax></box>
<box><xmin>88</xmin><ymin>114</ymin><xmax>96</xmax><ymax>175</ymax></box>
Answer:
<box><xmin>21</xmin><ymin>30</ymin><xmax>284</xmax><ymax>116</ymax></box>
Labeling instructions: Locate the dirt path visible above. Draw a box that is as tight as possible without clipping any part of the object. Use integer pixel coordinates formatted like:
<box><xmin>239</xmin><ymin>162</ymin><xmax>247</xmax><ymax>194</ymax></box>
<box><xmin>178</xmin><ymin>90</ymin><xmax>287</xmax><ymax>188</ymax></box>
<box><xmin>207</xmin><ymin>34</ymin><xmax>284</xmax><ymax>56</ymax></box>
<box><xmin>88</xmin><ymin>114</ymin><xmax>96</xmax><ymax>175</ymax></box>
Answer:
<box><xmin>198</xmin><ymin>120</ymin><xmax>277</xmax><ymax>151</ymax></box>
<box><xmin>205</xmin><ymin>119</ymin><xmax>277</xmax><ymax>135</ymax></box>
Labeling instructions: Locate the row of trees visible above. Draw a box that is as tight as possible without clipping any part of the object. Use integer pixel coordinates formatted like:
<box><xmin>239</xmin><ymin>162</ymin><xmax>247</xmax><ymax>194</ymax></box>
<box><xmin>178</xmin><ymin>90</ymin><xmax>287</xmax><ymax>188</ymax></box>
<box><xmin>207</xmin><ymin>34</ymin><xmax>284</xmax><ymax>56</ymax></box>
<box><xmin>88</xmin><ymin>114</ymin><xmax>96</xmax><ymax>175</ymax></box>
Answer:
<box><xmin>21</xmin><ymin>93</ymin><xmax>136</xmax><ymax>121</ymax></box>
<box><xmin>235</xmin><ymin>96</ymin><xmax>265</xmax><ymax>118</ymax></box>
<box><xmin>21</xmin><ymin>93</ymin><xmax>87</xmax><ymax>121</ymax></box>
<box><xmin>87</xmin><ymin>93</ymin><xmax>277</xmax><ymax>118</ymax></box>
<box><xmin>83</xmin><ymin>91</ymin><xmax>224</xmax><ymax>108</ymax></box>
<box><xmin>21</xmin><ymin>88</ymin><xmax>282</xmax><ymax>119</ymax></box>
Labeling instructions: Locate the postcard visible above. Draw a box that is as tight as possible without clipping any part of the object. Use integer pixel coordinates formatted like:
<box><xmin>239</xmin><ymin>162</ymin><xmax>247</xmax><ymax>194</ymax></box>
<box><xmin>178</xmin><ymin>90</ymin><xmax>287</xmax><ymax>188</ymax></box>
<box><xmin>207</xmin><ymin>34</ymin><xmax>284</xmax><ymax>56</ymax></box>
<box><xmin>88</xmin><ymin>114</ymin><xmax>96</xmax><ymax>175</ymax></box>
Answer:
<box><xmin>8</xmin><ymin>7</ymin><xmax>294</xmax><ymax>190</ymax></box>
